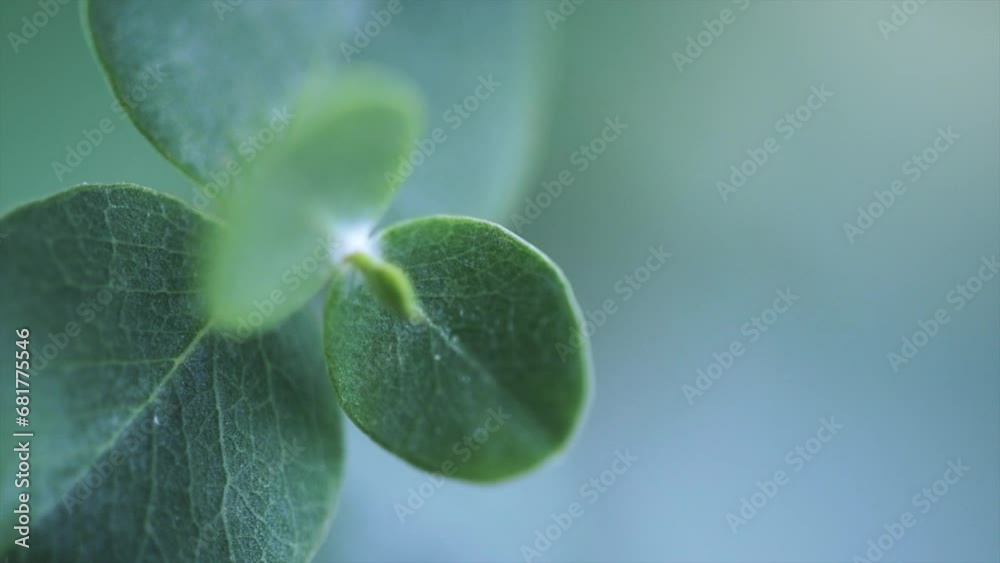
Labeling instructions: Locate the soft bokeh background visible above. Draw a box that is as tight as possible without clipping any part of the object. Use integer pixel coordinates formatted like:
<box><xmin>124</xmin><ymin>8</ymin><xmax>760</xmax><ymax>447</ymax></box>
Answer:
<box><xmin>1</xmin><ymin>1</ymin><xmax>998</xmax><ymax>562</ymax></box>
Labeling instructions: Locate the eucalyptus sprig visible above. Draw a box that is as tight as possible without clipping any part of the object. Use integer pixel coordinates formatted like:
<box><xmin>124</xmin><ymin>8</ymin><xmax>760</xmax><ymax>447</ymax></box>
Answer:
<box><xmin>0</xmin><ymin>1</ymin><xmax>591</xmax><ymax>561</ymax></box>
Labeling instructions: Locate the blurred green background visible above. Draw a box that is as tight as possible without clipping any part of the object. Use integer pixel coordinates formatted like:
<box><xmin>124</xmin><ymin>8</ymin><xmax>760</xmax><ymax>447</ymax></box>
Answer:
<box><xmin>1</xmin><ymin>1</ymin><xmax>998</xmax><ymax>562</ymax></box>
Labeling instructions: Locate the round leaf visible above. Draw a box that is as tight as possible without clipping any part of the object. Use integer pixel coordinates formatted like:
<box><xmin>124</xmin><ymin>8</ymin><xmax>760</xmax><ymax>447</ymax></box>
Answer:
<box><xmin>0</xmin><ymin>185</ymin><xmax>343</xmax><ymax>562</ymax></box>
<box><xmin>323</xmin><ymin>216</ymin><xmax>592</xmax><ymax>482</ymax></box>
<box><xmin>83</xmin><ymin>0</ymin><xmax>355</xmax><ymax>184</ymax></box>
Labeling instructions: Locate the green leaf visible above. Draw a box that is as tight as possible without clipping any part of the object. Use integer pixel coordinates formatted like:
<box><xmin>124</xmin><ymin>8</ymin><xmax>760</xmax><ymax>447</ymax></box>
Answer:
<box><xmin>83</xmin><ymin>0</ymin><xmax>354</xmax><ymax>185</ymax></box>
<box><xmin>0</xmin><ymin>185</ymin><xmax>343</xmax><ymax>562</ymax></box>
<box><xmin>202</xmin><ymin>70</ymin><xmax>424</xmax><ymax>331</ymax></box>
<box><xmin>324</xmin><ymin>216</ymin><xmax>592</xmax><ymax>482</ymax></box>
<box><xmin>353</xmin><ymin>1</ymin><xmax>560</xmax><ymax>221</ymax></box>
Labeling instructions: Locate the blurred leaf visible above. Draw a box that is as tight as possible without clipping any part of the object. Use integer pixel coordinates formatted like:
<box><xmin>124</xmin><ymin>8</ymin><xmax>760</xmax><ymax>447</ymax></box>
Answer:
<box><xmin>83</xmin><ymin>0</ymin><xmax>355</xmax><ymax>185</ymax></box>
<box><xmin>0</xmin><ymin>185</ymin><xmax>343</xmax><ymax>562</ymax></box>
<box><xmin>324</xmin><ymin>216</ymin><xmax>591</xmax><ymax>481</ymax></box>
<box><xmin>84</xmin><ymin>0</ymin><xmax>556</xmax><ymax>221</ymax></box>
<box><xmin>203</xmin><ymin>71</ymin><xmax>423</xmax><ymax>331</ymax></box>
<box><xmin>353</xmin><ymin>1</ymin><xmax>560</xmax><ymax>220</ymax></box>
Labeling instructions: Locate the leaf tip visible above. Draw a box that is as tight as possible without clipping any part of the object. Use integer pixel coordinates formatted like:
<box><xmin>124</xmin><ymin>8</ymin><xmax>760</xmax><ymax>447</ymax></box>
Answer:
<box><xmin>343</xmin><ymin>251</ymin><xmax>422</xmax><ymax>323</ymax></box>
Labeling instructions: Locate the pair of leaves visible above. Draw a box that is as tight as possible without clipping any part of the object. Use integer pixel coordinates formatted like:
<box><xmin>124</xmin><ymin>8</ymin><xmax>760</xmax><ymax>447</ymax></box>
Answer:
<box><xmin>0</xmin><ymin>185</ymin><xmax>591</xmax><ymax>562</ymax></box>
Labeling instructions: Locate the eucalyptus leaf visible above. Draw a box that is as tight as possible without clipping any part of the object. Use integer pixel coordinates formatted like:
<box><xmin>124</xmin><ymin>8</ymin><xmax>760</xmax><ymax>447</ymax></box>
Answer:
<box><xmin>83</xmin><ymin>0</ymin><xmax>357</xmax><ymax>185</ymax></box>
<box><xmin>323</xmin><ymin>216</ymin><xmax>591</xmax><ymax>482</ymax></box>
<box><xmin>203</xmin><ymin>70</ymin><xmax>424</xmax><ymax>331</ymax></box>
<box><xmin>0</xmin><ymin>185</ymin><xmax>343</xmax><ymax>562</ymax></box>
